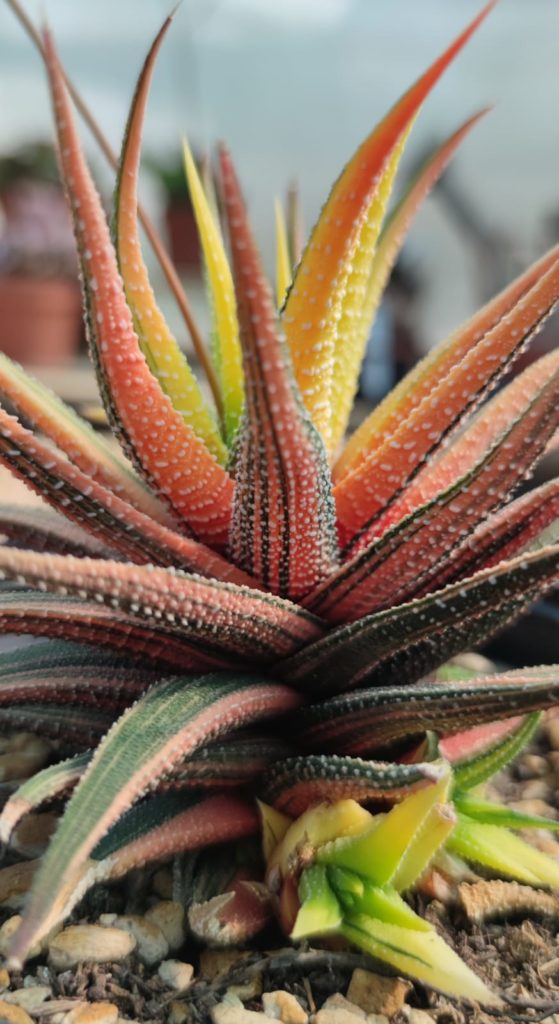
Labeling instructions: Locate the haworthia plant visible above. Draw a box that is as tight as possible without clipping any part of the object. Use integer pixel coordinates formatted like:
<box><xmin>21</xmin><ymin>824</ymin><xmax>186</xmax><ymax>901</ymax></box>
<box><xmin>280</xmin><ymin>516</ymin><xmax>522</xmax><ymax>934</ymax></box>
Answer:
<box><xmin>1</xmin><ymin>0</ymin><xmax>559</xmax><ymax>1005</ymax></box>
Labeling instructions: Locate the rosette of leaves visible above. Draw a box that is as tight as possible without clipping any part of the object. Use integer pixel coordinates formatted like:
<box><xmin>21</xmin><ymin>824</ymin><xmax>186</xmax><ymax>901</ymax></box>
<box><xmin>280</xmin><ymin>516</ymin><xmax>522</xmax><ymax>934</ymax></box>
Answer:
<box><xmin>1</xmin><ymin>0</ymin><xmax>559</xmax><ymax>1004</ymax></box>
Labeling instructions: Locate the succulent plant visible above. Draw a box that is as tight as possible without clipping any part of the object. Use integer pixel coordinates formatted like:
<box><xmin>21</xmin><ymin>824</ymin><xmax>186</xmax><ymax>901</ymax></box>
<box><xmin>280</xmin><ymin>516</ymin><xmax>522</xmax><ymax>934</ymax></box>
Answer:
<box><xmin>2</xmin><ymin>0</ymin><xmax>559</xmax><ymax>1005</ymax></box>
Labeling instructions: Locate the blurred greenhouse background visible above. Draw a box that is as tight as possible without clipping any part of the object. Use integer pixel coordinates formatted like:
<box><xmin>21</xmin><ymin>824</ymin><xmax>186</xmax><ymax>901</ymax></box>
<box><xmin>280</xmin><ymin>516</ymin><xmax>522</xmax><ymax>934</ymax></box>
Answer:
<box><xmin>0</xmin><ymin>0</ymin><xmax>557</xmax><ymax>362</ymax></box>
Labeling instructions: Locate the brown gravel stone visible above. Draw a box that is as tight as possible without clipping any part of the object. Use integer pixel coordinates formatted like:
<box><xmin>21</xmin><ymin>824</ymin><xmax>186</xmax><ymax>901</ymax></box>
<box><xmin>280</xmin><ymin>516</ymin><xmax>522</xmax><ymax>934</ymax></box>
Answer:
<box><xmin>261</xmin><ymin>990</ymin><xmax>308</xmax><ymax>1023</ymax></box>
<box><xmin>0</xmin><ymin>1001</ymin><xmax>34</xmax><ymax>1024</ymax></box>
<box><xmin>48</xmin><ymin>925</ymin><xmax>136</xmax><ymax>970</ymax></box>
<box><xmin>3</xmin><ymin>985</ymin><xmax>52</xmax><ymax>1013</ymax></box>
<box><xmin>346</xmin><ymin>970</ymin><xmax>411</xmax><ymax>1016</ymax></box>
<box><xmin>62</xmin><ymin>1002</ymin><xmax>118</xmax><ymax>1024</ymax></box>
<box><xmin>144</xmin><ymin>901</ymin><xmax>184</xmax><ymax>951</ymax></box>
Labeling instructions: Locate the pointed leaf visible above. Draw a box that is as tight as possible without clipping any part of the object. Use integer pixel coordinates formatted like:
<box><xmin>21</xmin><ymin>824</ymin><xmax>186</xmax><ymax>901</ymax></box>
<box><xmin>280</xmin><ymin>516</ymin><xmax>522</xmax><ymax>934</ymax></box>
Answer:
<box><xmin>0</xmin><ymin>590</ymin><xmax>232</xmax><ymax>672</ymax></box>
<box><xmin>292</xmin><ymin>864</ymin><xmax>342</xmax><ymax>939</ymax></box>
<box><xmin>263</xmin><ymin>755</ymin><xmax>441</xmax><ymax>817</ymax></box>
<box><xmin>183</xmin><ymin>139</ymin><xmax>244</xmax><ymax>442</ymax></box>
<box><xmin>0</xmin><ymin>505</ymin><xmax>115</xmax><ymax>558</ymax></box>
<box><xmin>341</xmin><ymin>914</ymin><xmax>499</xmax><ymax>1005</ymax></box>
<box><xmin>220</xmin><ymin>146</ymin><xmax>337</xmax><ymax>600</ymax></box>
<box><xmin>335</xmin><ymin>252</ymin><xmax>559</xmax><ymax>550</ymax></box>
<box><xmin>0</xmin><ymin>752</ymin><xmax>90</xmax><ymax>847</ymax></box>
<box><xmin>454</xmin><ymin>792</ymin><xmax>559</xmax><ymax>832</ymax></box>
<box><xmin>317</xmin><ymin>351</ymin><xmax>559</xmax><ymax>620</ymax></box>
<box><xmin>284</xmin><ymin>2</ymin><xmax>495</xmax><ymax>444</ymax></box>
<box><xmin>274</xmin><ymin>198</ymin><xmax>291</xmax><ymax>309</ymax></box>
<box><xmin>284</xmin><ymin>545</ymin><xmax>559</xmax><ymax>694</ymax></box>
<box><xmin>0</xmin><ymin>548</ymin><xmax>323</xmax><ymax>661</ymax></box>
<box><xmin>295</xmin><ymin>670</ymin><xmax>559</xmax><ymax>757</ymax></box>
<box><xmin>448</xmin><ymin>816</ymin><xmax>559</xmax><ymax>888</ymax></box>
<box><xmin>0</xmin><ymin>352</ymin><xmax>173</xmax><ymax>526</ymax></box>
<box><xmin>317</xmin><ymin>765</ymin><xmax>450</xmax><ymax>887</ymax></box>
<box><xmin>43</xmin><ymin>29</ymin><xmax>233</xmax><ymax>544</ymax></box>
<box><xmin>336</xmin><ymin>240</ymin><xmax>559</xmax><ymax>483</ymax></box>
<box><xmin>450</xmin><ymin>713</ymin><xmax>542</xmax><ymax>790</ymax></box>
<box><xmin>7</xmin><ymin>673</ymin><xmax>298</xmax><ymax>963</ymax></box>
<box><xmin>113</xmin><ymin>21</ymin><xmax>227</xmax><ymax>464</ymax></box>
<box><xmin>331</xmin><ymin>110</ymin><xmax>488</xmax><ymax>457</ymax></box>
<box><xmin>0</xmin><ymin>406</ymin><xmax>250</xmax><ymax>585</ymax></box>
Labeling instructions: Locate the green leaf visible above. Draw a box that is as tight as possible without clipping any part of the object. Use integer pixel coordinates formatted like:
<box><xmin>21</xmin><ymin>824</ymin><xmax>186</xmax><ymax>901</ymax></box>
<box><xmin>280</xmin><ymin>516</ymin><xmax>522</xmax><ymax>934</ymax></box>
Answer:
<box><xmin>317</xmin><ymin>765</ymin><xmax>450</xmax><ymax>887</ymax></box>
<box><xmin>448</xmin><ymin>816</ymin><xmax>559</xmax><ymax>888</ymax></box>
<box><xmin>328</xmin><ymin>866</ymin><xmax>431</xmax><ymax>931</ymax></box>
<box><xmin>341</xmin><ymin>914</ymin><xmax>500</xmax><ymax>1006</ymax></box>
<box><xmin>454</xmin><ymin>791</ymin><xmax>559</xmax><ymax>831</ymax></box>
<box><xmin>6</xmin><ymin>673</ymin><xmax>297</xmax><ymax>964</ymax></box>
<box><xmin>291</xmin><ymin>864</ymin><xmax>342</xmax><ymax>939</ymax></box>
<box><xmin>452</xmin><ymin>713</ymin><xmax>542</xmax><ymax>790</ymax></box>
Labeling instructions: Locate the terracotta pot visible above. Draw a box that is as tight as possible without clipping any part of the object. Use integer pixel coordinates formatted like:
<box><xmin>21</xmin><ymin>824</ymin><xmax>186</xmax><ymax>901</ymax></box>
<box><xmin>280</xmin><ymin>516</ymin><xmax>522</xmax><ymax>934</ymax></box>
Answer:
<box><xmin>0</xmin><ymin>275</ymin><xmax>82</xmax><ymax>365</ymax></box>
<box><xmin>165</xmin><ymin>203</ymin><xmax>201</xmax><ymax>271</ymax></box>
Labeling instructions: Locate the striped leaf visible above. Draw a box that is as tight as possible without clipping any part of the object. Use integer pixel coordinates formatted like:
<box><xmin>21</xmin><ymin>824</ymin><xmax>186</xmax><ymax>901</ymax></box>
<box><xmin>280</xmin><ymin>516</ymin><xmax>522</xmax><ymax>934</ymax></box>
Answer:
<box><xmin>309</xmin><ymin>352</ymin><xmax>559</xmax><ymax>620</ymax></box>
<box><xmin>262</xmin><ymin>755</ymin><xmax>441</xmax><ymax>817</ymax></box>
<box><xmin>0</xmin><ymin>752</ymin><xmax>90</xmax><ymax>848</ymax></box>
<box><xmin>15</xmin><ymin>793</ymin><xmax>259</xmax><ymax>946</ymax></box>
<box><xmin>0</xmin><ymin>591</ymin><xmax>232</xmax><ymax>672</ymax></box>
<box><xmin>0</xmin><ymin>639</ymin><xmax>158</xmax><ymax>709</ymax></box>
<box><xmin>448</xmin><ymin>817</ymin><xmax>559</xmax><ymax>889</ymax></box>
<box><xmin>43</xmin><ymin>30</ymin><xmax>234</xmax><ymax>545</ymax></box>
<box><xmin>0</xmin><ymin>406</ymin><xmax>251</xmax><ymax>585</ymax></box>
<box><xmin>220</xmin><ymin>147</ymin><xmax>338</xmax><ymax>600</ymax></box>
<box><xmin>335</xmin><ymin>254</ymin><xmax>559</xmax><ymax>550</ymax></box>
<box><xmin>183</xmin><ymin>140</ymin><xmax>244</xmax><ymax>443</ymax></box>
<box><xmin>0</xmin><ymin>352</ymin><xmax>172</xmax><ymax>527</ymax></box>
<box><xmin>341</xmin><ymin>915</ymin><xmax>498</xmax><ymax>1006</ymax></box>
<box><xmin>294</xmin><ymin>670</ymin><xmax>559</xmax><ymax>757</ymax></box>
<box><xmin>416</xmin><ymin>478</ymin><xmax>559</xmax><ymax>598</ymax></box>
<box><xmin>6</xmin><ymin>673</ymin><xmax>298</xmax><ymax>963</ymax></box>
<box><xmin>0</xmin><ymin>703</ymin><xmax>113</xmax><ymax>749</ymax></box>
<box><xmin>329</xmin><ymin>110</ymin><xmax>489</xmax><ymax>457</ymax></box>
<box><xmin>0</xmin><ymin>549</ymin><xmax>324</xmax><ymax>661</ymax></box>
<box><xmin>0</xmin><ymin>505</ymin><xmax>115</xmax><ymax>559</ymax></box>
<box><xmin>283</xmin><ymin>2</ymin><xmax>495</xmax><ymax>445</ymax></box>
<box><xmin>113</xmin><ymin>21</ymin><xmax>227</xmax><ymax>464</ymax></box>
<box><xmin>283</xmin><ymin>545</ymin><xmax>559</xmax><ymax>694</ymax></box>
<box><xmin>335</xmin><ymin>241</ymin><xmax>559</xmax><ymax>484</ymax></box>
<box><xmin>450</xmin><ymin>713</ymin><xmax>542</xmax><ymax>790</ymax></box>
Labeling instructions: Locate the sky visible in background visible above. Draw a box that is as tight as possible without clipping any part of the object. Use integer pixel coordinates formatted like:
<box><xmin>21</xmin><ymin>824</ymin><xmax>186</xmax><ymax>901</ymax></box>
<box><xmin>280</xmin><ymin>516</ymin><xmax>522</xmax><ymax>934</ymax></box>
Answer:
<box><xmin>0</xmin><ymin>0</ymin><xmax>558</xmax><ymax>346</ymax></box>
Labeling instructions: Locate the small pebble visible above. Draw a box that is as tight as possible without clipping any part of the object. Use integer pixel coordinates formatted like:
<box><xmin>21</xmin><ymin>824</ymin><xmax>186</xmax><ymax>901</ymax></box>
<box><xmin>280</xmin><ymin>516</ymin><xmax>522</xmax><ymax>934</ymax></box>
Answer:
<box><xmin>48</xmin><ymin>925</ymin><xmax>136</xmax><ymax>970</ymax></box>
<box><xmin>346</xmin><ymin>970</ymin><xmax>411</xmax><ymax>1017</ymax></box>
<box><xmin>0</xmin><ymin>967</ymin><xmax>9</xmax><ymax>990</ymax></box>
<box><xmin>518</xmin><ymin>753</ymin><xmax>549</xmax><ymax>779</ymax></box>
<box><xmin>262</xmin><ymin>989</ymin><xmax>308</xmax><ymax>1023</ymax></box>
<box><xmin>510</xmin><ymin>798</ymin><xmax>558</xmax><ymax>819</ymax></box>
<box><xmin>98</xmin><ymin>915</ymin><xmax>167</xmax><ymax>965</ymax></box>
<box><xmin>518</xmin><ymin>779</ymin><xmax>553</xmax><ymax>802</ymax></box>
<box><xmin>406</xmin><ymin>1011</ymin><xmax>436</xmax><ymax>1023</ymax></box>
<box><xmin>212</xmin><ymin>1002</ymin><xmax>276</xmax><ymax>1024</ymax></box>
<box><xmin>3</xmin><ymin>986</ymin><xmax>52</xmax><ymax>1013</ymax></box>
<box><xmin>545</xmin><ymin>718</ymin><xmax>559</xmax><ymax>751</ymax></box>
<box><xmin>0</xmin><ymin>861</ymin><xmax>38</xmax><ymax>909</ymax></box>
<box><xmin>145</xmin><ymin>901</ymin><xmax>184</xmax><ymax>951</ymax></box>
<box><xmin>62</xmin><ymin>1002</ymin><xmax>118</xmax><ymax>1024</ymax></box>
<box><xmin>0</xmin><ymin>1001</ymin><xmax>34</xmax><ymax>1024</ymax></box>
<box><xmin>157</xmin><ymin>960</ymin><xmax>194</xmax><ymax>991</ymax></box>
